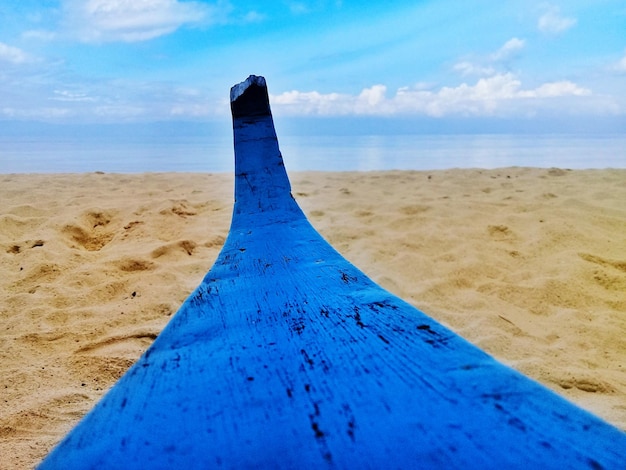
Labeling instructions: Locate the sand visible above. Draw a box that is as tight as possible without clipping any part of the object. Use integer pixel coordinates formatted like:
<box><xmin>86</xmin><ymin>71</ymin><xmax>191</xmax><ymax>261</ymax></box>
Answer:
<box><xmin>1</xmin><ymin>168</ymin><xmax>625</xmax><ymax>468</ymax></box>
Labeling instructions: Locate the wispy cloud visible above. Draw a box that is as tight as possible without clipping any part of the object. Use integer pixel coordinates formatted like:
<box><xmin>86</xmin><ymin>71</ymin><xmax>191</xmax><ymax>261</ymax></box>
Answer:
<box><xmin>0</xmin><ymin>42</ymin><xmax>32</xmax><ymax>64</ymax></box>
<box><xmin>538</xmin><ymin>6</ymin><xmax>577</xmax><ymax>34</ymax></box>
<box><xmin>62</xmin><ymin>0</ymin><xmax>215</xmax><ymax>43</ymax></box>
<box><xmin>453</xmin><ymin>62</ymin><xmax>496</xmax><ymax>77</ymax></box>
<box><xmin>454</xmin><ymin>38</ymin><xmax>525</xmax><ymax>77</ymax></box>
<box><xmin>52</xmin><ymin>90</ymin><xmax>97</xmax><ymax>102</ymax></box>
<box><xmin>272</xmin><ymin>74</ymin><xmax>592</xmax><ymax>118</ymax></box>
<box><xmin>0</xmin><ymin>70</ymin><xmax>222</xmax><ymax>123</ymax></box>
<box><xmin>490</xmin><ymin>38</ymin><xmax>525</xmax><ymax>62</ymax></box>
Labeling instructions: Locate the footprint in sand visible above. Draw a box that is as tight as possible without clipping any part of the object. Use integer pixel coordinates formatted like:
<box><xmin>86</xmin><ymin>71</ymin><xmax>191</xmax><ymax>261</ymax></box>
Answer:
<box><xmin>579</xmin><ymin>253</ymin><xmax>626</xmax><ymax>291</ymax></box>
<box><xmin>114</xmin><ymin>258</ymin><xmax>155</xmax><ymax>272</ymax></box>
<box><xmin>160</xmin><ymin>200</ymin><xmax>198</xmax><ymax>218</ymax></box>
<box><xmin>5</xmin><ymin>240</ymin><xmax>44</xmax><ymax>254</ymax></box>
<box><xmin>579</xmin><ymin>252</ymin><xmax>626</xmax><ymax>273</ymax></box>
<box><xmin>61</xmin><ymin>210</ymin><xmax>118</xmax><ymax>251</ymax></box>
<box><xmin>399</xmin><ymin>204</ymin><xmax>430</xmax><ymax>216</ymax></box>
<box><xmin>487</xmin><ymin>224</ymin><xmax>515</xmax><ymax>241</ymax></box>
<box><xmin>556</xmin><ymin>376</ymin><xmax>615</xmax><ymax>394</ymax></box>
<box><xmin>151</xmin><ymin>240</ymin><xmax>199</xmax><ymax>259</ymax></box>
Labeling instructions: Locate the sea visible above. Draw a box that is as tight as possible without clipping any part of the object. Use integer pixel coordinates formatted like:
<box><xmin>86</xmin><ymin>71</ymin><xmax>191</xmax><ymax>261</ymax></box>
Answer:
<box><xmin>1</xmin><ymin>132</ymin><xmax>625</xmax><ymax>173</ymax></box>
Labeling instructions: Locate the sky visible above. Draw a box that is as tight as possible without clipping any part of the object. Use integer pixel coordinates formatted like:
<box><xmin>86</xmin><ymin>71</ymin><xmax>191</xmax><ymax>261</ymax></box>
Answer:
<box><xmin>1</xmin><ymin>0</ymin><xmax>626</xmax><ymax>135</ymax></box>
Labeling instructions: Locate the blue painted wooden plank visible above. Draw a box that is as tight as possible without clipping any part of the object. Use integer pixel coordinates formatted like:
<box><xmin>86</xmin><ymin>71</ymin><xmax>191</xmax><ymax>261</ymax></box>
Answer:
<box><xmin>40</xmin><ymin>76</ymin><xmax>626</xmax><ymax>469</ymax></box>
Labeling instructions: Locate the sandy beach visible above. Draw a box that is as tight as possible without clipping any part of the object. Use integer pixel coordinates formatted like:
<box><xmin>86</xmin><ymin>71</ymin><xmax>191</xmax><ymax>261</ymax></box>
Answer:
<box><xmin>1</xmin><ymin>168</ymin><xmax>625</xmax><ymax>468</ymax></box>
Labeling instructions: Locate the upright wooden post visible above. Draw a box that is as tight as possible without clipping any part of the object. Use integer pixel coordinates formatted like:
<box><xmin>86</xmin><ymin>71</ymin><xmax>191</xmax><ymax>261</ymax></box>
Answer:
<box><xmin>40</xmin><ymin>75</ymin><xmax>626</xmax><ymax>469</ymax></box>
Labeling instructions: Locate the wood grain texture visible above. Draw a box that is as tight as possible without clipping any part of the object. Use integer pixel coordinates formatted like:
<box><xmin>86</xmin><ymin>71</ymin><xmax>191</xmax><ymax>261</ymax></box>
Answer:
<box><xmin>39</xmin><ymin>77</ymin><xmax>626</xmax><ymax>469</ymax></box>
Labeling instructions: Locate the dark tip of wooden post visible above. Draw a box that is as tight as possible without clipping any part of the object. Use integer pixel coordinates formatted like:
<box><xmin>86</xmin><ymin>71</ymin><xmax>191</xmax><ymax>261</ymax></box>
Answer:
<box><xmin>229</xmin><ymin>75</ymin><xmax>302</xmax><ymax>223</ymax></box>
<box><xmin>230</xmin><ymin>75</ymin><xmax>272</xmax><ymax>119</ymax></box>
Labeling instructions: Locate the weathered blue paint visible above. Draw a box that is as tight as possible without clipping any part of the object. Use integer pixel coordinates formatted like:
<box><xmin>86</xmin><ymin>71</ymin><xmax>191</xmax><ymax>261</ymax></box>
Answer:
<box><xmin>40</xmin><ymin>76</ymin><xmax>626</xmax><ymax>469</ymax></box>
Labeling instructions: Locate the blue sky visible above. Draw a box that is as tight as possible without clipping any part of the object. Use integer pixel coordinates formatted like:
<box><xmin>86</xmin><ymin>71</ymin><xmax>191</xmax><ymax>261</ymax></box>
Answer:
<box><xmin>1</xmin><ymin>0</ymin><xmax>625</xmax><ymax>133</ymax></box>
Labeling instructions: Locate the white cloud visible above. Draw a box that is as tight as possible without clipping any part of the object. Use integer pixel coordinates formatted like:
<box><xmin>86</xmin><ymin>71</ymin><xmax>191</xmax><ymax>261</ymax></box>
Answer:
<box><xmin>0</xmin><ymin>42</ymin><xmax>31</xmax><ymax>64</ymax></box>
<box><xmin>52</xmin><ymin>90</ymin><xmax>97</xmax><ymax>102</ymax></box>
<box><xmin>490</xmin><ymin>38</ymin><xmax>525</xmax><ymax>62</ymax></box>
<box><xmin>453</xmin><ymin>61</ymin><xmax>496</xmax><ymax>77</ymax></box>
<box><xmin>454</xmin><ymin>38</ymin><xmax>525</xmax><ymax>78</ymax></box>
<box><xmin>272</xmin><ymin>90</ymin><xmax>345</xmax><ymax>115</ymax></box>
<box><xmin>538</xmin><ymin>6</ymin><xmax>577</xmax><ymax>34</ymax></box>
<box><xmin>521</xmin><ymin>81</ymin><xmax>590</xmax><ymax>98</ymax></box>
<box><xmin>271</xmin><ymin>74</ymin><xmax>592</xmax><ymax>118</ymax></box>
<box><xmin>357</xmin><ymin>85</ymin><xmax>386</xmax><ymax>107</ymax></box>
<box><xmin>63</xmin><ymin>0</ymin><xmax>213</xmax><ymax>42</ymax></box>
